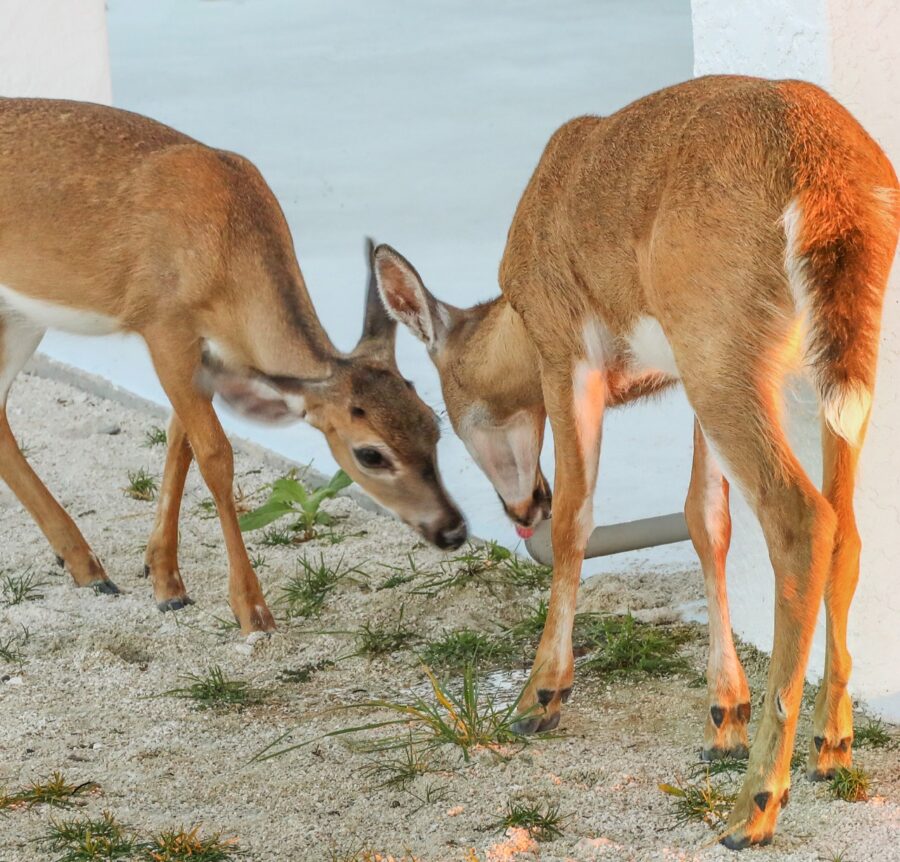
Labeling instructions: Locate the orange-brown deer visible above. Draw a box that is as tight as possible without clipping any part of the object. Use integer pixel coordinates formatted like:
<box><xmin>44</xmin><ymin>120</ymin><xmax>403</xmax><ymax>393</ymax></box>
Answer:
<box><xmin>374</xmin><ymin>76</ymin><xmax>899</xmax><ymax>848</ymax></box>
<box><xmin>0</xmin><ymin>98</ymin><xmax>466</xmax><ymax>635</ymax></box>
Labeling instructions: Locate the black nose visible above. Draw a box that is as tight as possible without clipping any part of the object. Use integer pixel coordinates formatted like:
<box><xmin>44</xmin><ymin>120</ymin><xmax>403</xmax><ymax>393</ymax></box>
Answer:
<box><xmin>434</xmin><ymin>519</ymin><xmax>467</xmax><ymax>550</ymax></box>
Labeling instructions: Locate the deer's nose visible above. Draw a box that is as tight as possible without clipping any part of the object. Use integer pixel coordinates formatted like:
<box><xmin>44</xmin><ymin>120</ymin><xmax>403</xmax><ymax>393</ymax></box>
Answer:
<box><xmin>434</xmin><ymin>518</ymin><xmax>468</xmax><ymax>550</ymax></box>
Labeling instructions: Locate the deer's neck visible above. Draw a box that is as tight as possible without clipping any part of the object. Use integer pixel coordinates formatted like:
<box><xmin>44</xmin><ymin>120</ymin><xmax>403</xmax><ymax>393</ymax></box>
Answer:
<box><xmin>464</xmin><ymin>297</ymin><xmax>542</xmax><ymax>413</ymax></box>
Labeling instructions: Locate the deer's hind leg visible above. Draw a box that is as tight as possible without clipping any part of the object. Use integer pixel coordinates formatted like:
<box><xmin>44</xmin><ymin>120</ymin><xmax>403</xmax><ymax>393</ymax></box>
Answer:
<box><xmin>807</xmin><ymin>419</ymin><xmax>867</xmax><ymax>780</ymax></box>
<box><xmin>0</xmin><ymin>316</ymin><xmax>117</xmax><ymax>592</ymax></box>
<box><xmin>144</xmin><ymin>413</ymin><xmax>194</xmax><ymax>612</ymax></box>
<box><xmin>685</xmin><ymin>418</ymin><xmax>751</xmax><ymax>761</ymax></box>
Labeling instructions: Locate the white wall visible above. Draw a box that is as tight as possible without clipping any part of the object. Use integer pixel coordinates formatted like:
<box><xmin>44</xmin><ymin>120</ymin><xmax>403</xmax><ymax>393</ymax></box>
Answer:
<box><xmin>0</xmin><ymin>0</ymin><xmax>111</xmax><ymax>102</ymax></box>
<box><xmin>692</xmin><ymin>0</ymin><xmax>900</xmax><ymax>718</ymax></box>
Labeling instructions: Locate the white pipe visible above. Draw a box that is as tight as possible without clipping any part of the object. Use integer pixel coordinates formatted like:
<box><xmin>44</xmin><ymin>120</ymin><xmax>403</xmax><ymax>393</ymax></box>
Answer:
<box><xmin>523</xmin><ymin>512</ymin><xmax>690</xmax><ymax>566</ymax></box>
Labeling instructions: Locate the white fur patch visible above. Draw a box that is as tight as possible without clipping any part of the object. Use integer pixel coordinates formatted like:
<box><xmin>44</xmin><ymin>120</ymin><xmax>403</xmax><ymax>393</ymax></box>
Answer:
<box><xmin>0</xmin><ymin>283</ymin><xmax>119</xmax><ymax>335</ymax></box>
<box><xmin>823</xmin><ymin>382</ymin><xmax>871</xmax><ymax>447</ymax></box>
<box><xmin>782</xmin><ymin>199</ymin><xmax>809</xmax><ymax>314</ymax></box>
<box><xmin>0</xmin><ymin>316</ymin><xmax>44</xmax><ymax>403</ymax></box>
<box><xmin>626</xmin><ymin>316</ymin><xmax>680</xmax><ymax>378</ymax></box>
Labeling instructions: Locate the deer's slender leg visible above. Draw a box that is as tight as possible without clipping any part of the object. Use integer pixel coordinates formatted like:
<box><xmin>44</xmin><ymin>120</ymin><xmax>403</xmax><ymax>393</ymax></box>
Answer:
<box><xmin>685</xmin><ymin>418</ymin><xmax>751</xmax><ymax>760</ymax></box>
<box><xmin>680</xmin><ymin>371</ymin><xmax>834</xmax><ymax>849</ymax></box>
<box><xmin>144</xmin><ymin>412</ymin><xmax>194</xmax><ymax>611</ymax></box>
<box><xmin>515</xmin><ymin>359</ymin><xmax>605</xmax><ymax>733</ymax></box>
<box><xmin>0</xmin><ymin>317</ymin><xmax>116</xmax><ymax>592</ymax></box>
<box><xmin>144</xmin><ymin>326</ymin><xmax>274</xmax><ymax>634</ymax></box>
<box><xmin>807</xmin><ymin>418</ymin><xmax>867</xmax><ymax>779</ymax></box>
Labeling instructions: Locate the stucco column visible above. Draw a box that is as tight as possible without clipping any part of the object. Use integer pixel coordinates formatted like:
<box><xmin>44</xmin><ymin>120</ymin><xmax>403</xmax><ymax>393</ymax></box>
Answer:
<box><xmin>0</xmin><ymin>0</ymin><xmax>111</xmax><ymax>103</ymax></box>
<box><xmin>692</xmin><ymin>0</ymin><xmax>900</xmax><ymax>717</ymax></box>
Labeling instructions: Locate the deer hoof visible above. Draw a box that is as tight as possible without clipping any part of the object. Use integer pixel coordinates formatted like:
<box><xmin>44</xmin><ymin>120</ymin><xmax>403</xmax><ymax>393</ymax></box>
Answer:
<box><xmin>91</xmin><ymin>579</ymin><xmax>121</xmax><ymax>596</ymax></box>
<box><xmin>157</xmin><ymin>596</ymin><xmax>194</xmax><ymax>613</ymax></box>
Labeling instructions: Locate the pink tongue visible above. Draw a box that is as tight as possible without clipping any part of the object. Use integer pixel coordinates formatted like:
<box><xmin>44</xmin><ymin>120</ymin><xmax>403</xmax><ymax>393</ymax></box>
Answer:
<box><xmin>515</xmin><ymin>524</ymin><xmax>535</xmax><ymax>539</ymax></box>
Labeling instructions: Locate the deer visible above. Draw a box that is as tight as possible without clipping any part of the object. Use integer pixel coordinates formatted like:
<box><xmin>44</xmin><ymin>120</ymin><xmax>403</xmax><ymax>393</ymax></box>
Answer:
<box><xmin>0</xmin><ymin>97</ymin><xmax>466</xmax><ymax>636</ymax></box>
<box><xmin>372</xmin><ymin>76</ymin><xmax>900</xmax><ymax>849</ymax></box>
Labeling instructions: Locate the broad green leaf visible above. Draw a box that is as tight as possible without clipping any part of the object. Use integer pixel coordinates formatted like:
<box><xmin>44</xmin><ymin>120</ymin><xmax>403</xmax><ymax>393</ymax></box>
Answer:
<box><xmin>307</xmin><ymin>470</ymin><xmax>352</xmax><ymax>510</ymax></box>
<box><xmin>269</xmin><ymin>477</ymin><xmax>308</xmax><ymax>506</ymax></box>
<box><xmin>239</xmin><ymin>500</ymin><xmax>294</xmax><ymax>532</ymax></box>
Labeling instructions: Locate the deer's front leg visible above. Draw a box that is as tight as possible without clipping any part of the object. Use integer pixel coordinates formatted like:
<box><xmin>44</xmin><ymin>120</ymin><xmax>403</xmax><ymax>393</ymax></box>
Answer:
<box><xmin>145</xmin><ymin>328</ymin><xmax>275</xmax><ymax>634</ymax></box>
<box><xmin>516</xmin><ymin>362</ymin><xmax>604</xmax><ymax>733</ymax></box>
<box><xmin>685</xmin><ymin>419</ymin><xmax>751</xmax><ymax>759</ymax></box>
<box><xmin>144</xmin><ymin>413</ymin><xmax>194</xmax><ymax>612</ymax></box>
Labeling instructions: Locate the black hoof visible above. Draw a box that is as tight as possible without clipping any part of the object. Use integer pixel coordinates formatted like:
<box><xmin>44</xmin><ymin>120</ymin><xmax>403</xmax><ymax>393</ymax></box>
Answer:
<box><xmin>512</xmin><ymin>709</ymin><xmax>560</xmax><ymax>735</ymax></box>
<box><xmin>92</xmin><ymin>579</ymin><xmax>121</xmax><ymax>596</ymax></box>
<box><xmin>721</xmin><ymin>833</ymin><xmax>771</xmax><ymax>851</ymax></box>
<box><xmin>55</xmin><ymin>555</ymin><xmax>65</xmax><ymax>569</ymax></box>
<box><xmin>157</xmin><ymin>596</ymin><xmax>195</xmax><ymax>613</ymax></box>
<box><xmin>141</xmin><ymin>564</ymin><xmax>150</xmax><ymax>579</ymax></box>
<box><xmin>807</xmin><ymin>767</ymin><xmax>834</xmax><ymax>782</ymax></box>
<box><xmin>701</xmin><ymin>744</ymin><xmax>749</xmax><ymax>761</ymax></box>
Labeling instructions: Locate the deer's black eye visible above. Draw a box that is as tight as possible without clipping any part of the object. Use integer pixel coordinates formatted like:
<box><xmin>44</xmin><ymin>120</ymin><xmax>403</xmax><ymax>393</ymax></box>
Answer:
<box><xmin>354</xmin><ymin>447</ymin><xmax>390</xmax><ymax>470</ymax></box>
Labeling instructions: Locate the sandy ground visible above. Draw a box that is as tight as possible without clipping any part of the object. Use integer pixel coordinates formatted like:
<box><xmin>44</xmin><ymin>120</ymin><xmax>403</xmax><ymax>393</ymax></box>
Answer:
<box><xmin>0</xmin><ymin>370</ymin><xmax>898</xmax><ymax>862</ymax></box>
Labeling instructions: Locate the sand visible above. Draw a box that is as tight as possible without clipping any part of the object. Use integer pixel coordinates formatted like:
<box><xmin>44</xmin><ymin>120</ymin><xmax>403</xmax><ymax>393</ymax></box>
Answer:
<box><xmin>0</xmin><ymin>368</ymin><xmax>897</xmax><ymax>862</ymax></box>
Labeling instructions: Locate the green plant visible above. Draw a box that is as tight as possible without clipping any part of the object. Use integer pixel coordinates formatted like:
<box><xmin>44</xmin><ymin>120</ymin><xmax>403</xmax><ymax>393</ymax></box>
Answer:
<box><xmin>125</xmin><ymin>469</ymin><xmax>157</xmax><ymax>501</ymax></box>
<box><xmin>354</xmin><ymin>613</ymin><xmax>417</xmax><ymax>658</ymax></box>
<box><xmin>143</xmin><ymin>426</ymin><xmax>168</xmax><ymax>447</ymax></box>
<box><xmin>161</xmin><ymin>667</ymin><xmax>262</xmax><ymax>711</ymax></box>
<box><xmin>239</xmin><ymin>469</ymin><xmax>351</xmax><ymax>542</ymax></box>
<box><xmin>659</xmin><ymin>773</ymin><xmax>736</xmax><ymax>828</ymax></box>
<box><xmin>254</xmin><ymin>665</ymin><xmax>542</xmax><ymax>763</ymax></box>
<box><xmin>248</xmin><ymin>553</ymin><xmax>268</xmax><ymax>571</ymax></box>
<box><xmin>502</xmin><ymin>600</ymin><xmax>549</xmax><ymax>644</ymax></box>
<box><xmin>40</xmin><ymin>811</ymin><xmax>138</xmax><ymax>861</ymax></box>
<box><xmin>497</xmin><ymin>799</ymin><xmax>566</xmax><ymax>841</ymax></box>
<box><xmin>420</xmin><ymin>630</ymin><xmax>514</xmax><ymax>671</ymax></box>
<box><xmin>855</xmin><ymin>718</ymin><xmax>892</xmax><ymax>749</ymax></box>
<box><xmin>578</xmin><ymin>613</ymin><xmax>688</xmax><ymax>678</ymax></box>
<box><xmin>277</xmin><ymin>556</ymin><xmax>359</xmax><ymax>619</ymax></box>
<box><xmin>0</xmin><ymin>625</ymin><xmax>29</xmax><ymax>663</ymax></box>
<box><xmin>691</xmin><ymin>755</ymin><xmax>746</xmax><ymax>778</ymax></box>
<box><xmin>1</xmin><ymin>570</ymin><xmax>46</xmax><ymax>606</ymax></box>
<box><xmin>257</xmin><ymin>526</ymin><xmax>295</xmax><ymax>547</ymax></box>
<box><xmin>377</xmin><ymin>554</ymin><xmax>429</xmax><ymax>590</ymax></box>
<box><xmin>11</xmin><ymin>772</ymin><xmax>98</xmax><ymax>809</ymax></box>
<box><xmin>361</xmin><ymin>734</ymin><xmax>435</xmax><ymax>790</ymax></box>
<box><xmin>142</xmin><ymin>825</ymin><xmax>243</xmax><ymax>861</ymax></box>
<box><xmin>828</xmin><ymin>766</ymin><xmax>870</xmax><ymax>802</ymax></box>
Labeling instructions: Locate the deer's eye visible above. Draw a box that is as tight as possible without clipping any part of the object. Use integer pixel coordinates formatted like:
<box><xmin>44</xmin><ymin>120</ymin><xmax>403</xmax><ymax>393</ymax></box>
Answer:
<box><xmin>354</xmin><ymin>447</ymin><xmax>391</xmax><ymax>470</ymax></box>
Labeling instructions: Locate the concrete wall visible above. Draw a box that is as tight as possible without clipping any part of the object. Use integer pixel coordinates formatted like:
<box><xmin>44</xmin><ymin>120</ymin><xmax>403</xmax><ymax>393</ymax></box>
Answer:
<box><xmin>0</xmin><ymin>0</ymin><xmax>111</xmax><ymax>102</ymax></box>
<box><xmin>692</xmin><ymin>0</ymin><xmax>900</xmax><ymax>717</ymax></box>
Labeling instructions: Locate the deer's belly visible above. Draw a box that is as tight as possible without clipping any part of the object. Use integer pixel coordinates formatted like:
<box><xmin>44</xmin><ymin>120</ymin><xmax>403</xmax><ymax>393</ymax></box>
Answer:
<box><xmin>0</xmin><ymin>283</ymin><xmax>120</xmax><ymax>335</ymax></box>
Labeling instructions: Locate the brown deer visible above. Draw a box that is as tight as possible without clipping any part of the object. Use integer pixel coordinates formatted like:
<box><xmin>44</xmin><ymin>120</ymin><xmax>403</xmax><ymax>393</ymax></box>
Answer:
<box><xmin>373</xmin><ymin>76</ymin><xmax>899</xmax><ymax>848</ymax></box>
<box><xmin>0</xmin><ymin>97</ymin><xmax>466</xmax><ymax>636</ymax></box>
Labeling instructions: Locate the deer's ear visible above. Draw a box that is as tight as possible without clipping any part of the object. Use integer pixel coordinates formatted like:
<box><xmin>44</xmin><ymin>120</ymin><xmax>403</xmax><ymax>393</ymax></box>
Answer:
<box><xmin>197</xmin><ymin>358</ymin><xmax>330</xmax><ymax>426</ymax></box>
<box><xmin>373</xmin><ymin>244</ymin><xmax>451</xmax><ymax>352</ymax></box>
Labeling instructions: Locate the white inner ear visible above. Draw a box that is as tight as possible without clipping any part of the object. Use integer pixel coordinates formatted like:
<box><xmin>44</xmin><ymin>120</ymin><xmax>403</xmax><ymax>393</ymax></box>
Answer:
<box><xmin>461</xmin><ymin>410</ymin><xmax>540</xmax><ymax>506</ymax></box>
<box><xmin>375</xmin><ymin>256</ymin><xmax>436</xmax><ymax>347</ymax></box>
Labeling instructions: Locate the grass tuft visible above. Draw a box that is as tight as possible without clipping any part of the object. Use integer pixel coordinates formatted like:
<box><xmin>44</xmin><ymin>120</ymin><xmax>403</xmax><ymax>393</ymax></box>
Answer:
<box><xmin>277</xmin><ymin>556</ymin><xmax>360</xmax><ymax>619</ymax></box>
<box><xmin>40</xmin><ymin>810</ymin><xmax>138</xmax><ymax>861</ymax></box>
<box><xmin>162</xmin><ymin>667</ymin><xmax>262</xmax><ymax>711</ymax></box>
<box><xmin>125</xmin><ymin>469</ymin><xmax>157</xmax><ymax>501</ymax></box>
<box><xmin>659</xmin><ymin>772</ymin><xmax>736</xmax><ymax>828</ymax></box>
<box><xmin>502</xmin><ymin>600</ymin><xmax>549</xmax><ymax>644</ymax></box>
<box><xmin>361</xmin><ymin>734</ymin><xmax>436</xmax><ymax>790</ymax></box>
<box><xmin>421</xmin><ymin>629</ymin><xmax>514</xmax><ymax>671</ymax></box>
<box><xmin>854</xmin><ymin>718</ymin><xmax>892</xmax><ymax>749</ymax></box>
<box><xmin>254</xmin><ymin>665</ymin><xmax>542</xmax><ymax>764</ymax></box>
<box><xmin>11</xmin><ymin>772</ymin><xmax>99</xmax><ymax>810</ymax></box>
<box><xmin>143</xmin><ymin>825</ymin><xmax>243</xmax><ymax>861</ymax></box>
<box><xmin>828</xmin><ymin>766</ymin><xmax>870</xmax><ymax>802</ymax></box>
<box><xmin>497</xmin><ymin>799</ymin><xmax>565</xmax><ymax>842</ymax></box>
<box><xmin>578</xmin><ymin>613</ymin><xmax>688</xmax><ymax>678</ymax></box>
<box><xmin>354</xmin><ymin>612</ymin><xmax>417</xmax><ymax>658</ymax></box>
<box><xmin>412</xmin><ymin>542</ymin><xmax>551</xmax><ymax>596</ymax></box>
<box><xmin>1</xmin><ymin>570</ymin><xmax>47</xmax><ymax>606</ymax></box>
<box><xmin>143</xmin><ymin>426</ymin><xmax>168</xmax><ymax>448</ymax></box>
<box><xmin>0</xmin><ymin>625</ymin><xmax>29</xmax><ymax>663</ymax></box>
